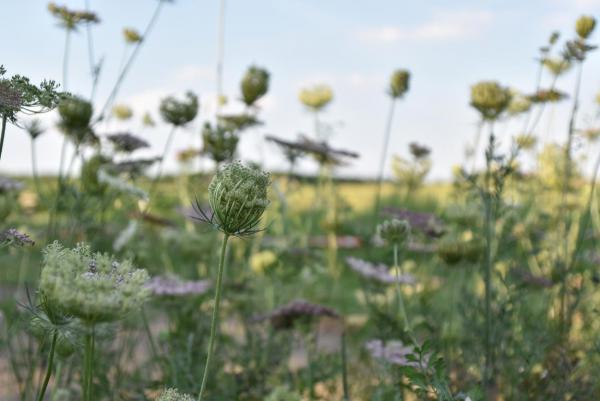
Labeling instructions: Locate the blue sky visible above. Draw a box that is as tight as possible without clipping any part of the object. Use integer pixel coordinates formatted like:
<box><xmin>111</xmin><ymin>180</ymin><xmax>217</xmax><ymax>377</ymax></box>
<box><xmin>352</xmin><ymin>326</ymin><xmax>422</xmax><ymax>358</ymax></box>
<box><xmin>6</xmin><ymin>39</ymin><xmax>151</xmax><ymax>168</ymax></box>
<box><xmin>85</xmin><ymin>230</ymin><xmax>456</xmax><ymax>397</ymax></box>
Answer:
<box><xmin>3</xmin><ymin>0</ymin><xmax>600</xmax><ymax>179</ymax></box>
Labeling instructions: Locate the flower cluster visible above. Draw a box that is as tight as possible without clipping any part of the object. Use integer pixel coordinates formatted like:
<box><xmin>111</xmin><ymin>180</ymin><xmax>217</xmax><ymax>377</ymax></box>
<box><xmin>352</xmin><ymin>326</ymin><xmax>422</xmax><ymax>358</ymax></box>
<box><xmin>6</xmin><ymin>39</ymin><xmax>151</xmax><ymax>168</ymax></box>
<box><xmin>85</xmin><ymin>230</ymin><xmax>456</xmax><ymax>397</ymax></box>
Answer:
<box><xmin>365</xmin><ymin>339</ymin><xmax>430</xmax><ymax>369</ymax></box>
<box><xmin>40</xmin><ymin>242</ymin><xmax>150</xmax><ymax>323</ymax></box>
<box><xmin>159</xmin><ymin>91</ymin><xmax>199</xmax><ymax>126</ymax></box>
<box><xmin>470</xmin><ymin>81</ymin><xmax>511</xmax><ymax>121</ymax></box>
<box><xmin>48</xmin><ymin>2</ymin><xmax>100</xmax><ymax>30</ymax></box>
<box><xmin>146</xmin><ymin>275</ymin><xmax>212</xmax><ymax>296</ymax></box>
<box><xmin>157</xmin><ymin>388</ymin><xmax>194</xmax><ymax>401</ymax></box>
<box><xmin>298</xmin><ymin>84</ymin><xmax>333</xmax><ymax>111</ymax></box>
<box><xmin>57</xmin><ymin>96</ymin><xmax>96</xmax><ymax>144</ymax></box>
<box><xmin>377</xmin><ymin>218</ymin><xmax>411</xmax><ymax>246</ymax></box>
<box><xmin>0</xmin><ymin>228</ymin><xmax>34</xmax><ymax>247</ymax></box>
<box><xmin>201</xmin><ymin>122</ymin><xmax>239</xmax><ymax>163</ymax></box>
<box><xmin>107</xmin><ymin>132</ymin><xmax>149</xmax><ymax>153</ymax></box>
<box><xmin>252</xmin><ymin>299</ymin><xmax>340</xmax><ymax>330</ymax></box>
<box><xmin>123</xmin><ymin>28</ymin><xmax>143</xmax><ymax>44</ymax></box>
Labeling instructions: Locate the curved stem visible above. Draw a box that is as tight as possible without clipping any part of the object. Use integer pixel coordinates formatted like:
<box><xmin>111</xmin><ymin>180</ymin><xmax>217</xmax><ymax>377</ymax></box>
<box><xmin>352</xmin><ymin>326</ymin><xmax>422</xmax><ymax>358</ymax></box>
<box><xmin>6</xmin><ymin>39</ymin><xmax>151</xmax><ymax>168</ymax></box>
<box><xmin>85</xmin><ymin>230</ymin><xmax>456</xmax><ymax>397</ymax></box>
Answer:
<box><xmin>36</xmin><ymin>330</ymin><xmax>58</xmax><ymax>401</ymax></box>
<box><xmin>198</xmin><ymin>233</ymin><xmax>230</xmax><ymax>401</ymax></box>
<box><xmin>373</xmin><ymin>98</ymin><xmax>397</xmax><ymax>227</ymax></box>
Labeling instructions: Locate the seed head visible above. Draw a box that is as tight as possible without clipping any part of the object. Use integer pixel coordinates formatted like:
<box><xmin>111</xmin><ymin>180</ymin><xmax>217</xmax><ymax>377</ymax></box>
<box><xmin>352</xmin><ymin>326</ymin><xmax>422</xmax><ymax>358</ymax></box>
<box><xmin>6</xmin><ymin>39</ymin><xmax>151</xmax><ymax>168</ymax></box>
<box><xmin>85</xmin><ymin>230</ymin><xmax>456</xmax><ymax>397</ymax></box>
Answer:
<box><xmin>299</xmin><ymin>84</ymin><xmax>333</xmax><ymax>111</ymax></box>
<box><xmin>203</xmin><ymin>161</ymin><xmax>270</xmax><ymax>236</ymax></box>
<box><xmin>40</xmin><ymin>242</ymin><xmax>150</xmax><ymax>324</ymax></box>
<box><xmin>377</xmin><ymin>218</ymin><xmax>411</xmax><ymax>246</ymax></box>
<box><xmin>470</xmin><ymin>81</ymin><xmax>511</xmax><ymax>121</ymax></box>
<box><xmin>159</xmin><ymin>91</ymin><xmax>199</xmax><ymax>126</ymax></box>
<box><xmin>107</xmin><ymin>132</ymin><xmax>149</xmax><ymax>153</ymax></box>
<box><xmin>240</xmin><ymin>65</ymin><xmax>270</xmax><ymax>107</ymax></box>
<box><xmin>576</xmin><ymin>15</ymin><xmax>596</xmax><ymax>40</ymax></box>
<box><xmin>389</xmin><ymin>69</ymin><xmax>410</xmax><ymax>99</ymax></box>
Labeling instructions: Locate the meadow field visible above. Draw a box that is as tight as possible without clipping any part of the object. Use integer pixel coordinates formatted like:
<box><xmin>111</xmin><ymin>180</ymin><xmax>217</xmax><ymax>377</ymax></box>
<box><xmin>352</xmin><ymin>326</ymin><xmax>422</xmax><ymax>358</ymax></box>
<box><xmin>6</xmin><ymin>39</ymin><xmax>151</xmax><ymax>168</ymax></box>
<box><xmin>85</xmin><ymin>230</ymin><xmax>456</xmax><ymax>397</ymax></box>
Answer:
<box><xmin>2</xmin><ymin>1</ymin><xmax>600</xmax><ymax>401</ymax></box>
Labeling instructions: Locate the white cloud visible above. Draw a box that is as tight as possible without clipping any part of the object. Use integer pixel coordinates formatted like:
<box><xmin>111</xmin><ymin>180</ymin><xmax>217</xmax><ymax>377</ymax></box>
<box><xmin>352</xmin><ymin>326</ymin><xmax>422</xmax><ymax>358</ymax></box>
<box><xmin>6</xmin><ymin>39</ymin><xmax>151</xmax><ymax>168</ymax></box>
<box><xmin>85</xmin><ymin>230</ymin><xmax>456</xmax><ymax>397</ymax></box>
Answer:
<box><xmin>357</xmin><ymin>10</ymin><xmax>493</xmax><ymax>44</ymax></box>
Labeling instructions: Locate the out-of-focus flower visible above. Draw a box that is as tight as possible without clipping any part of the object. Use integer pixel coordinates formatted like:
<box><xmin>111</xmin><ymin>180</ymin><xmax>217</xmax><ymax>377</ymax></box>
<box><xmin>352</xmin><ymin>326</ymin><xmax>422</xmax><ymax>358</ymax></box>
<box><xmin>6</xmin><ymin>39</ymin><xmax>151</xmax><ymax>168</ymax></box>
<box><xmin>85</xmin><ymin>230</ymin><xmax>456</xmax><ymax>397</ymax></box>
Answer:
<box><xmin>0</xmin><ymin>176</ymin><xmax>23</xmax><ymax>193</ymax></box>
<box><xmin>48</xmin><ymin>2</ymin><xmax>100</xmax><ymax>30</ymax></box>
<box><xmin>146</xmin><ymin>275</ymin><xmax>211</xmax><ymax>296</ymax></box>
<box><xmin>0</xmin><ymin>228</ymin><xmax>34</xmax><ymax>247</ymax></box>
<box><xmin>240</xmin><ymin>66</ymin><xmax>270</xmax><ymax>107</ymax></box>
<box><xmin>107</xmin><ymin>132</ymin><xmax>149</xmax><ymax>153</ymax></box>
<box><xmin>58</xmin><ymin>96</ymin><xmax>96</xmax><ymax>145</ymax></box>
<box><xmin>382</xmin><ymin>208</ymin><xmax>445</xmax><ymax>238</ymax></box>
<box><xmin>576</xmin><ymin>15</ymin><xmax>596</xmax><ymax>40</ymax></box>
<box><xmin>299</xmin><ymin>84</ymin><xmax>333</xmax><ymax>111</ymax></box>
<box><xmin>23</xmin><ymin>119</ymin><xmax>45</xmax><ymax>140</ymax></box>
<box><xmin>159</xmin><ymin>91</ymin><xmax>199</xmax><ymax>126</ymax></box>
<box><xmin>365</xmin><ymin>339</ymin><xmax>430</xmax><ymax>369</ymax></box>
<box><xmin>202</xmin><ymin>122</ymin><xmax>239</xmax><ymax>163</ymax></box>
<box><xmin>581</xmin><ymin>128</ymin><xmax>600</xmax><ymax>142</ymax></box>
<box><xmin>542</xmin><ymin>58</ymin><xmax>571</xmax><ymax>77</ymax></box>
<box><xmin>470</xmin><ymin>81</ymin><xmax>511</xmax><ymax>120</ymax></box>
<box><xmin>389</xmin><ymin>69</ymin><xmax>410</xmax><ymax>99</ymax></box>
<box><xmin>217</xmin><ymin>113</ymin><xmax>262</xmax><ymax>132</ymax></box>
<box><xmin>142</xmin><ymin>112</ymin><xmax>155</xmax><ymax>127</ymax></box>
<box><xmin>111</xmin><ymin>104</ymin><xmax>133</xmax><ymax>120</ymax></box>
<box><xmin>249</xmin><ymin>250</ymin><xmax>278</xmax><ymax>273</ymax></box>
<box><xmin>265</xmin><ymin>134</ymin><xmax>359</xmax><ymax>166</ymax></box>
<box><xmin>515</xmin><ymin>134</ymin><xmax>537</xmax><ymax>150</ymax></box>
<box><xmin>408</xmin><ymin>142</ymin><xmax>430</xmax><ymax>159</ymax></box>
<box><xmin>176</xmin><ymin>147</ymin><xmax>202</xmax><ymax>164</ymax></box>
<box><xmin>346</xmin><ymin>257</ymin><xmax>416</xmax><ymax>285</ymax></box>
<box><xmin>157</xmin><ymin>388</ymin><xmax>194</xmax><ymax>401</ymax></box>
<box><xmin>377</xmin><ymin>219</ymin><xmax>410</xmax><ymax>246</ymax></box>
<box><xmin>252</xmin><ymin>299</ymin><xmax>340</xmax><ymax>330</ymax></box>
<box><xmin>507</xmin><ymin>90</ymin><xmax>532</xmax><ymax>115</ymax></box>
<box><xmin>123</xmin><ymin>28</ymin><xmax>142</xmax><ymax>44</ymax></box>
<box><xmin>80</xmin><ymin>154</ymin><xmax>110</xmax><ymax>195</ymax></box>
<box><xmin>528</xmin><ymin>89</ymin><xmax>568</xmax><ymax>104</ymax></box>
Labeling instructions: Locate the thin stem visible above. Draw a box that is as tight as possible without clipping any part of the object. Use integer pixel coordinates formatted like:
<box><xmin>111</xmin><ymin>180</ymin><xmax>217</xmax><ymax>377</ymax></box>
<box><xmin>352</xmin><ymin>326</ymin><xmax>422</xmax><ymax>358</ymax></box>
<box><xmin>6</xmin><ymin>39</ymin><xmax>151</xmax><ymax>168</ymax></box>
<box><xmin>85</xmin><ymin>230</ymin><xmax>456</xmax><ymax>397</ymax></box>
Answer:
<box><xmin>197</xmin><ymin>233</ymin><xmax>230</xmax><ymax>401</ymax></box>
<box><xmin>62</xmin><ymin>30</ymin><xmax>71</xmax><ymax>91</ymax></box>
<box><xmin>341</xmin><ymin>332</ymin><xmax>350</xmax><ymax>401</ymax></box>
<box><xmin>373</xmin><ymin>98</ymin><xmax>397</xmax><ymax>227</ymax></box>
<box><xmin>215</xmin><ymin>0</ymin><xmax>226</xmax><ymax>117</ymax></box>
<box><xmin>145</xmin><ymin>125</ymin><xmax>177</xmax><ymax>212</ymax></box>
<box><xmin>83</xmin><ymin>325</ymin><xmax>96</xmax><ymax>401</ymax></box>
<box><xmin>36</xmin><ymin>330</ymin><xmax>58</xmax><ymax>401</ymax></box>
<box><xmin>482</xmin><ymin>124</ymin><xmax>495</xmax><ymax>389</ymax></box>
<box><xmin>0</xmin><ymin>115</ymin><xmax>7</xmax><ymax>161</ymax></box>
<box><xmin>141</xmin><ymin>307</ymin><xmax>159</xmax><ymax>360</ymax></box>
<box><xmin>393</xmin><ymin>243</ymin><xmax>410</xmax><ymax>331</ymax></box>
<box><xmin>30</xmin><ymin>139</ymin><xmax>42</xmax><ymax>197</ymax></box>
<box><xmin>50</xmin><ymin>360</ymin><xmax>63</xmax><ymax>401</ymax></box>
<box><xmin>97</xmin><ymin>0</ymin><xmax>165</xmax><ymax>122</ymax></box>
<box><xmin>85</xmin><ymin>0</ymin><xmax>100</xmax><ymax>101</ymax></box>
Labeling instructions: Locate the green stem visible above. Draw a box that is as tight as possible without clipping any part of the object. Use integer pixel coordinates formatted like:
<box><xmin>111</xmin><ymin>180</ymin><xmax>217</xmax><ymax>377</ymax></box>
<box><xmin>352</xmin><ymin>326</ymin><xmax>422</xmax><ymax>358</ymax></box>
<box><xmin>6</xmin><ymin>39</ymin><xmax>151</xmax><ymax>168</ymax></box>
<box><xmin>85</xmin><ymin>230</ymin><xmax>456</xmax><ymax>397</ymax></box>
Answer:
<box><xmin>141</xmin><ymin>306</ymin><xmax>159</xmax><ymax>360</ymax></box>
<box><xmin>83</xmin><ymin>325</ymin><xmax>96</xmax><ymax>401</ymax></box>
<box><xmin>36</xmin><ymin>330</ymin><xmax>58</xmax><ymax>401</ymax></box>
<box><xmin>393</xmin><ymin>244</ymin><xmax>410</xmax><ymax>332</ymax></box>
<box><xmin>50</xmin><ymin>360</ymin><xmax>63</xmax><ymax>401</ymax></box>
<box><xmin>341</xmin><ymin>331</ymin><xmax>350</xmax><ymax>401</ymax></box>
<box><xmin>197</xmin><ymin>234</ymin><xmax>230</xmax><ymax>401</ymax></box>
<box><xmin>62</xmin><ymin>30</ymin><xmax>71</xmax><ymax>91</ymax></box>
<box><xmin>30</xmin><ymin>139</ymin><xmax>42</xmax><ymax>198</ymax></box>
<box><xmin>0</xmin><ymin>115</ymin><xmax>7</xmax><ymax>161</ymax></box>
<box><xmin>373</xmin><ymin>98</ymin><xmax>397</xmax><ymax>229</ymax></box>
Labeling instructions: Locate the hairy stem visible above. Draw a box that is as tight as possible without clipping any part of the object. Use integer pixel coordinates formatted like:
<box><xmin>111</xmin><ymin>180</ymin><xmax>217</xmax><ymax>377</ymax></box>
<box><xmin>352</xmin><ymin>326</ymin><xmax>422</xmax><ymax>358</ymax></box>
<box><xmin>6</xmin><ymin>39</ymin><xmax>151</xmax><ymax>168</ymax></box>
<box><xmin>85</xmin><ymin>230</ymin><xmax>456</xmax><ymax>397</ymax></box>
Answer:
<box><xmin>198</xmin><ymin>233</ymin><xmax>230</xmax><ymax>401</ymax></box>
<box><xmin>36</xmin><ymin>330</ymin><xmax>58</xmax><ymax>401</ymax></box>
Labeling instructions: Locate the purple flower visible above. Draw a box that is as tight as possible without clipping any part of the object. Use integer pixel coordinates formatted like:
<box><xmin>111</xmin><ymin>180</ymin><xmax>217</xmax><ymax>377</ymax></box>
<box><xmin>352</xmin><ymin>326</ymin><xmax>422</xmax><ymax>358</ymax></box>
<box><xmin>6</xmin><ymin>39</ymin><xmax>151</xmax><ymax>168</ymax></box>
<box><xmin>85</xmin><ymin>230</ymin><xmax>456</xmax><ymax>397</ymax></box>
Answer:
<box><xmin>365</xmin><ymin>339</ymin><xmax>430</xmax><ymax>369</ymax></box>
<box><xmin>146</xmin><ymin>275</ymin><xmax>212</xmax><ymax>296</ymax></box>
<box><xmin>346</xmin><ymin>257</ymin><xmax>416</xmax><ymax>285</ymax></box>
<box><xmin>0</xmin><ymin>228</ymin><xmax>34</xmax><ymax>246</ymax></box>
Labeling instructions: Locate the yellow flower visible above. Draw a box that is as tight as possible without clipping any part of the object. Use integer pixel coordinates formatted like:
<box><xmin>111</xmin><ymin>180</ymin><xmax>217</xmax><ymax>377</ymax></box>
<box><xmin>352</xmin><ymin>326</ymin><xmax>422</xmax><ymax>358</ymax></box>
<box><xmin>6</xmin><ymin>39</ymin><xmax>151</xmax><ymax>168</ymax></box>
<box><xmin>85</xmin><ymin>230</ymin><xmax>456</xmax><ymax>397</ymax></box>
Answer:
<box><xmin>299</xmin><ymin>84</ymin><xmax>333</xmax><ymax>111</ymax></box>
<box><xmin>249</xmin><ymin>250</ymin><xmax>277</xmax><ymax>273</ymax></box>
<box><xmin>112</xmin><ymin>104</ymin><xmax>133</xmax><ymax>120</ymax></box>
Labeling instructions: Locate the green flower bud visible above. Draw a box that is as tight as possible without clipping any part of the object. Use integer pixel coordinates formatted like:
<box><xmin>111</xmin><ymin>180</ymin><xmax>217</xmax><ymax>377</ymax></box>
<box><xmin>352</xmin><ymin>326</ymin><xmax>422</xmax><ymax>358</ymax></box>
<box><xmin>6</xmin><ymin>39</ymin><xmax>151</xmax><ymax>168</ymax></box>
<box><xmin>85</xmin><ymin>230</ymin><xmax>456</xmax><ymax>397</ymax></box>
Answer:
<box><xmin>58</xmin><ymin>96</ymin><xmax>95</xmax><ymax>144</ymax></box>
<box><xmin>377</xmin><ymin>219</ymin><xmax>411</xmax><ymax>245</ymax></box>
<box><xmin>80</xmin><ymin>154</ymin><xmax>110</xmax><ymax>196</ymax></box>
<box><xmin>208</xmin><ymin>161</ymin><xmax>270</xmax><ymax>236</ymax></box>
<box><xmin>389</xmin><ymin>69</ymin><xmax>410</xmax><ymax>99</ymax></box>
<box><xmin>470</xmin><ymin>81</ymin><xmax>511</xmax><ymax>121</ymax></box>
<box><xmin>29</xmin><ymin>315</ymin><xmax>51</xmax><ymax>339</ymax></box>
<box><xmin>40</xmin><ymin>242</ymin><xmax>150</xmax><ymax>324</ymax></box>
<box><xmin>576</xmin><ymin>15</ymin><xmax>596</xmax><ymax>40</ymax></box>
<box><xmin>157</xmin><ymin>388</ymin><xmax>194</xmax><ymax>401</ymax></box>
<box><xmin>159</xmin><ymin>91</ymin><xmax>199</xmax><ymax>126</ymax></box>
<box><xmin>299</xmin><ymin>84</ymin><xmax>333</xmax><ymax>111</ymax></box>
<box><xmin>240</xmin><ymin>65</ymin><xmax>270</xmax><ymax>107</ymax></box>
<box><xmin>55</xmin><ymin>328</ymin><xmax>78</xmax><ymax>357</ymax></box>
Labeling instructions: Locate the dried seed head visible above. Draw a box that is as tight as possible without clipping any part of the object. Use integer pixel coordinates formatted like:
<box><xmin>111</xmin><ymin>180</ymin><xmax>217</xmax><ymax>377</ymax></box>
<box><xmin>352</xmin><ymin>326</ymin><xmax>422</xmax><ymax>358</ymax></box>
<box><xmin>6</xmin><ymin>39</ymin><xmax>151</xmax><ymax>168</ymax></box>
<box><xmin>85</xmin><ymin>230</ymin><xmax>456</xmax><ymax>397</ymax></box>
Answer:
<box><xmin>299</xmin><ymin>84</ymin><xmax>333</xmax><ymax>111</ymax></box>
<box><xmin>377</xmin><ymin>218</ymin><xmax>411</xmax><ymax>246</ymax></box>
<box><xmin>576</xmin><ymin>15</ymin><xmax>596</xmax><ymax>40</ymax></box>
<box><xmin>207</xmin><ymin>161</ymin><xmax>270</xmax><ymax>236</ymax></box>
<box><xmin>253</xmin><ymin>299</ymin><xmax>340</xmax><ymax>330</ymax></box>
<box><xmin>389</xmin><ymin>69</ymin><xmax>410</xmax><ymax>99</ymax></box>
<box><xmin>240</xmin><ymin>65</ymin><xmax>270</xmax><ymax>107</ymax></box>
<box><xmin>159</xmin><ymin>91</ymin><xmax>199</xmax><ymax>126</ymax></box>
<box><xmin>107</xmin><ymin>132</ymin><xmax>149</xmax><ymax>153</ymax></box>
<box><xmin>470</xmin><ymin>81</ymin><xmax>512</xmax><ymax>121</ymax></box>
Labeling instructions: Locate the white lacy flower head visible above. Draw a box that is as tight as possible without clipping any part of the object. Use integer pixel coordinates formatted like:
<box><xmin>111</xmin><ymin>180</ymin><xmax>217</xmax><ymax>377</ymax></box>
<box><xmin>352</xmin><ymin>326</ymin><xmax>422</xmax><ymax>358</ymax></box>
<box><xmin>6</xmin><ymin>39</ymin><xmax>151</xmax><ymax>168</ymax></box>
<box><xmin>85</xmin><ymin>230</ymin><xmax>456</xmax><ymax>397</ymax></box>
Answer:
<box><xmin>40</xmin><ymin>242</ymin><xmax>150</xmax><ymax>324</ymax></box>
<box><xmin>346</xmin><ymin>257</ymin><xmax>416</xmax><ymax>285</ymax></box>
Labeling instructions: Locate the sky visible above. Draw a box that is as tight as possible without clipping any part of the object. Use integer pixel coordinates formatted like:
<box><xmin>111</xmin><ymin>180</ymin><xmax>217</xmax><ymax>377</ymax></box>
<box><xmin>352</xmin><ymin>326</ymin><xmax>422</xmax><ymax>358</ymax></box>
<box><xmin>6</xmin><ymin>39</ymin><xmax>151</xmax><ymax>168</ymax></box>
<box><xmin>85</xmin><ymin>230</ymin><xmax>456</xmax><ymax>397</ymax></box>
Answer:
<box><xmin>2</xmin><ymin>0</ymin><xmax>600</xmax><ymax>180</ymax></box>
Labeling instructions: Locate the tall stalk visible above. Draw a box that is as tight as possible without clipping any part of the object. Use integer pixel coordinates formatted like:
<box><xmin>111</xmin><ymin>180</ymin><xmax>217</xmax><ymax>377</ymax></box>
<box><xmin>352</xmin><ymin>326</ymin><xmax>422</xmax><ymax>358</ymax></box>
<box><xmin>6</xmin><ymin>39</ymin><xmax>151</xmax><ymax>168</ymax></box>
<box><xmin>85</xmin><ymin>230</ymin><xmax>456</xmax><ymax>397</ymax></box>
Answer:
<box><xmin>215</xmin><ymin>0</ymin><xmax>226</xmax><ymax>117</ymax></box>
<box><xmin>83</xmin><ymin>325</ymin><xmax>96</xmax><ymax>401</ymax></box>
<box><xmin>393</xmin><ymin>243</ymin><xmax>410</xmax><ymax>331</ymax></box>
<box><xmin>198</xmin><ymin>233</ymin><xmax>230</xmax><ymax>401</ymax></box>
<box><xmin>30</xmin><ymin>139</ymin><xmax>42</xmax><ymax>196</ymax></box>
<box><xmin>373</xmin><ymin>98</ymin><xmax>396</xmax><ymax>226</ymax></box>
<box><xmin>36</xmin><ymin>330</ymin><xmax>58</xmax><ymax>401</ymax></box>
